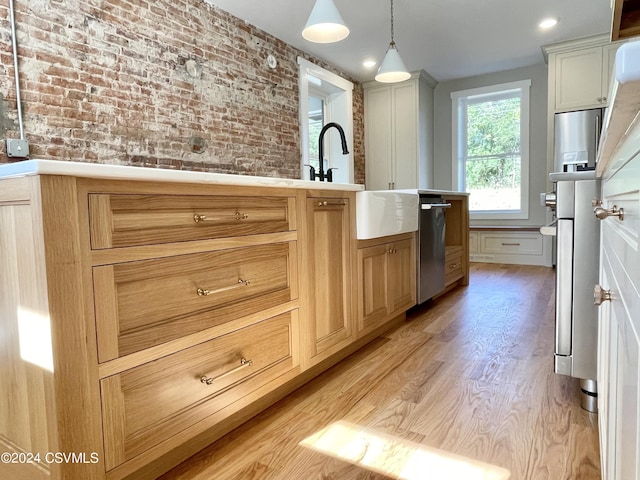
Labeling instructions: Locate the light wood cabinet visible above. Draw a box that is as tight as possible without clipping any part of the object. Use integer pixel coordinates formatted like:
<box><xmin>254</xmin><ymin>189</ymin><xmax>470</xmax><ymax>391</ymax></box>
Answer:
<box><xmin>93</xmin><ymin>242</ymin><xmax>297</xmax><ymax>361</ymax></box>
<box><xmin>0</xmin><ymin>176</ymin><xmax>304</xmax><ymax>480</ymax></box>
<box><xmin>89</xmin><ymin>193</ymin><xmax>294</xmax><ymax>249</ymax></box>
<box><xmin>443</xmin><ymin>194</ymin><xmax>470</xmax><ymax>289</ymax></box>
<box><xmin>304</xmin><ymin>194</ymin><xmax>355</xmax><ymax>362</ymax></box>
<box><xmin>101</xmin><ymin>312</ymin><xmax>296</xmax><ymax>470</ymax></box>
<box><xmin>356</xmin><ymin>235</ymin><xmax>416</xmax><ymax>335</ymax></box>
<box><xmin>444</xmin><ymin>246</ymin><xmax>464</xmax><ymax>287</ymax></box>
<box><xmin>363</xmin><ymin>72</ymin><xmax>435</xmax><ymax>190</ymax></box>
<box><xmin>0</xmin><ymin>168</ymin><xmax>422</xmax><ymax>480</ymax></box>
<box><xmin>612</xmin><ymin>0</ymin><xmax>640</xmax><ymax>42</ymax></box>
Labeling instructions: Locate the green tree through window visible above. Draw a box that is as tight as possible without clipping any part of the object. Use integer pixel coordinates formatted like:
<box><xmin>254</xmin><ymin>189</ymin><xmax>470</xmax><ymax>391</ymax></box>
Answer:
<box><xmin>452</xmin><ymin>80</ymin><xmax>530</xmax><ymax>218</ymax></box>
<box><xmin>466</xmin><ymin>96</ymin><xmax>521</xmax><ymax>210</ymax></box>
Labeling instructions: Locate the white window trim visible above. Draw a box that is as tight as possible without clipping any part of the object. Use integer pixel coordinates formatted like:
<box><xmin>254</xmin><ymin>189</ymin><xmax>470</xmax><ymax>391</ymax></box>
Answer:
<box><xmin>298</xmin><ymin>57</ymin><xmax>354</xmax><ymax>183</ymax></box>
<box><xmin>451</xmin><ymin>79</ymin><xmax>531</xmax><ymax>220</ymax></box>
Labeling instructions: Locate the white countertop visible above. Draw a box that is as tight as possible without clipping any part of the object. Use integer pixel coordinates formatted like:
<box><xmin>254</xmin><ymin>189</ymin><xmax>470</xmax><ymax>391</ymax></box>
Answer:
<box><xmin>0</xmin><ymin>159</ymin><xmax>365</xmax><ymax>192</ymax></box>
<box><xmin>395</xmin><ymin>188</ymin><xmax>470</xmax><ymax>196</ymax></box>
<box><xmin>549</xmin><ymin>170</ymin><xmax>597</xmax><ymax>182</ymax></box>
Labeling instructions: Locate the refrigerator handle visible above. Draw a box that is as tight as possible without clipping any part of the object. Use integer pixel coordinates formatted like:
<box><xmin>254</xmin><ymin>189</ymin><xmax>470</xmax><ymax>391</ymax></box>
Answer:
<box><xmin>595</xmin><ymin>114</ymin><xmax>601</xmax><ymax>148</ymax></box>
<box><xmin>555</xmin><ymin>219</ymin><xmax>573</xmax><ymax>356</ymax></box>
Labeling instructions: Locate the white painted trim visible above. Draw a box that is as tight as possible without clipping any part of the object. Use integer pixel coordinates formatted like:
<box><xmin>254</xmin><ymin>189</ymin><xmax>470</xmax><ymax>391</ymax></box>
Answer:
<box><xmin>297</xmin><ymin>57</ymin><xmax>354</xmax><ymax>183</ymax></box>
<box><xmin>451</xmin><ymin>79</ymin><xmax>532</xmax><ymax>220</ymax></box>
<box><xmin>450</xmin><ymin>79</ymin><xmax>531</xmax><ymax>101</ymax></box>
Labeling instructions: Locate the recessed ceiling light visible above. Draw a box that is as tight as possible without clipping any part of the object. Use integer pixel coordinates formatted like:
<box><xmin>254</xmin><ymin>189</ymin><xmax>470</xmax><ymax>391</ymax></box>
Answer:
<box><xmin>539</xmin><ymin>17</ymin><xmax>558</xmax><ymax>30</ymax></box>
<box><xmin>363</xmin><ymin>59</ymin><xmax>377</xmax><ymax>68</ymax></box>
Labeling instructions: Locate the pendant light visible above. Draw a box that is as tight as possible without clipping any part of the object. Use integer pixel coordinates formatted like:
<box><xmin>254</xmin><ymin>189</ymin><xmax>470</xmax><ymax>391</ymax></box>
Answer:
<box><xmin>375</xmin><ymin>0</ymin><xmax>411</xmax><ymax>83</ymax></box>
<box><xmin>302</xmin><ymin>0</ymin><xmax>350</xmax><ymax>43</ymax></box>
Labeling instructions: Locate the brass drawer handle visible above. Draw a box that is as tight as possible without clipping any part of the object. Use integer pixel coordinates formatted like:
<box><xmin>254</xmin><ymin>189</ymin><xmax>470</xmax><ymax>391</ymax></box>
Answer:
<box><xmin>193</xmin><ymin>211</ymin><xmax>249</xmax><ymax>223</ymax></box>
<box><xmin>386</xmin><ymin>248</ymin><xmax>397</xmax><ymax>254</ymax></box>
<box><xmin>449</xmin><ymin>263</ymin><xmax>461</xmax><ymax>269</ymax></box>
<box><xmin>316</xmin><ymin>200</ymin><xmax>347</xmax><ymax>207</ymax></box>
<box><xmin>197</xmin><ymin>279</ymin><xmax>250</xmax><ymax>297</ymax></box>
<box><xmin>201</xmin><ymin>358</ymin><xmax>253</xmax><ymax>385</ymax></box>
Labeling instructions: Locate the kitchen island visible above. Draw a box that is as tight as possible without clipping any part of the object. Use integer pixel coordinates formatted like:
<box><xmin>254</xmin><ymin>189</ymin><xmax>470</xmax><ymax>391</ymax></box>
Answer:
<box><xmin>0</xmin><ymin>161</ymin><xmax>473</xmax><ymax>480</ymax></box>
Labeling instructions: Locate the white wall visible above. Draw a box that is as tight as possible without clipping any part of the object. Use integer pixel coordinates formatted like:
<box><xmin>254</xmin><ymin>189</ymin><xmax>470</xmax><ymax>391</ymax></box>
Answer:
<box><xmin>433</xmin><ymin>64</ymin><xmax>549</xmax><ymax>227</ymax></box>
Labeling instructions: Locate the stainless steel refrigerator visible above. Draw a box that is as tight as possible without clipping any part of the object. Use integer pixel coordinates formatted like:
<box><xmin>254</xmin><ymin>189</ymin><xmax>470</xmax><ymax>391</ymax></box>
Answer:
<box><xmin>542</xmin><ymin>107</ymin><xmax>604</xmax><ymax>412</ymax></box>
<box><xmin>554</xmin><ymin>108</ymin><xmax>604</xmax><ymax>173</ymax></box>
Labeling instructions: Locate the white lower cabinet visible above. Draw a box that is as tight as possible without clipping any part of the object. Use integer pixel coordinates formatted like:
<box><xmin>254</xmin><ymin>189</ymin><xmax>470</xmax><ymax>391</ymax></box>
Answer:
<box><xmin>597</xmin><ymin>114</ymin><xmax>640</xmax><ymax>480</ymax></box>
<box><xmin>598</xmin><ymin>241</ymin><xmax>640</xmax><ymax>480</ymax></box>
<box><xmin>468</xmin><ymin>230</ymin><xmax>546</xmax><ymax>266</ymax></box>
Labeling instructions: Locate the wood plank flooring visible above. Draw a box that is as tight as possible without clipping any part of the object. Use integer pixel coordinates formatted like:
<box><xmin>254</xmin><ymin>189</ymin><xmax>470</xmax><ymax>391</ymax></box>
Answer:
<box><xmin>160</xmin><ymin>263</ymin><xmax>601</xmax><ymax>480</ymax></box>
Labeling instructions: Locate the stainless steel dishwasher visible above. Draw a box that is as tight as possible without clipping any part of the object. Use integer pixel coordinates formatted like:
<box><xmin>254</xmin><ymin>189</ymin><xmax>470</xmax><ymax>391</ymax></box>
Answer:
<box><xmin>417</xmin><ymin>194</ymin><xmax>451</xmax><ymax>303</ymax></box>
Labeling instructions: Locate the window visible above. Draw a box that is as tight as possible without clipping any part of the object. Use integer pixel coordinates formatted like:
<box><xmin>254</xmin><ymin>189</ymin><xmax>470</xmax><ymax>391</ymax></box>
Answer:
<box><xmin>451</xmin><ymin>80</ymin><xmax>531</xmax><ymax>219</ymax></box>
<box><xmin>307</xmin><ymin>93</ymin><xmax>325</xmax><ymax>174</ymax></box>
<box><xmin>298</xmin><ymin>57</ymin><xmax>354</xmax><ymax>184</ymax></box>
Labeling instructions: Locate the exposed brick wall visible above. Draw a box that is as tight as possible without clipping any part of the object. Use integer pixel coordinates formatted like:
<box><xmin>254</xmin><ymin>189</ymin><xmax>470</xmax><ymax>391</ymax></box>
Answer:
<box><xmin>0</xmin><ymin>0</ymin><xmax>365</xmax><ymax>183</ymax></box>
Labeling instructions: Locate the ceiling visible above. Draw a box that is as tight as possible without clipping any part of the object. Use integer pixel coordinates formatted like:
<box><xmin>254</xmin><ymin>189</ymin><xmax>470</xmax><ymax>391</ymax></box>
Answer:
<box><xmin>205</xmin><ymin>0</ymin><xmax>613</xmax><ymax>82</ymax></box>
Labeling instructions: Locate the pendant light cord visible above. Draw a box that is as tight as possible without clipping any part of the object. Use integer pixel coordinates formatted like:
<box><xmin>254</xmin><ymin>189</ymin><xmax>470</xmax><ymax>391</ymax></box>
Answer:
<box><xmin>390</xmin><ymin>0</ymin><xmax>396</xmax><ymax>47</ymax></box>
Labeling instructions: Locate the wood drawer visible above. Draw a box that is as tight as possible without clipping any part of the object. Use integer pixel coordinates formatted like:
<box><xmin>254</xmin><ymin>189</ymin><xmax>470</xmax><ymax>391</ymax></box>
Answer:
<box><xmin>89</xmin><ymin>193</ymin><xmax>296</xmax><ymax>249</ymax></box>
<box><xmin>445</xmin><ymin>249</ymin><xmax>464</xmax><ymax>286</ymax></box>
<box><xmin>94</xmin><ymin>242</ymin><xmax>298</xmax><ymax>362</ymax></box>
<box><xmin>100</xmin><ymin>311</ymin><xmax>296</xmax><ymax>471</ymax></box>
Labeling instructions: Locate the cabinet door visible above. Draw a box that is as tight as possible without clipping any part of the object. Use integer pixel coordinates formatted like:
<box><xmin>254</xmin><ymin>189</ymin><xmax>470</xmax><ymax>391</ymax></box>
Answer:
<box><xmin>364</xmin><ymin>88</ymin><xmax>393</xmax><ymax>190</ymax></box>
<box><xmin>612</xmin><ymin>308</ymin><xmax>639</xmax><ymax>480</ymax></box>
<box><xmin>387</xmin><ymin>238</ymin><xmax>416</xmax><ymax>313</ymax></box>
<box><xmin>597</xmin><ymin>267</ymin><xmax>616</xmax><ymax>480</ymax></box>
<box><xmin>555</xmin><ymin>48</ymin><xmax>604</xmax><ymax>110</ymax></box>
<box><xmin>392</xmin><ymin>82</ymin><xmax>418</xmax><ymax>189</ymax></box>
<box><xmin>306</xmin><ymin>198</ymin><xmax>353</xmax><ymax>358</ymax></box>
<box><xmin>356</xmin><ymin>243</ymin><xmax>389</xmax><ymax>332</ymax></box>
<box><xmin>602</xmin><ymin>43</ymin><xmax>622</xmax><ymax>105</ymax></box>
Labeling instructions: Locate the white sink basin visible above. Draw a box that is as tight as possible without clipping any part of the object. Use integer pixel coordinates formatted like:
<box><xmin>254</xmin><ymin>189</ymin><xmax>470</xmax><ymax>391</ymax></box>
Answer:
<box><xmin>356</xmin><ymin>191</ymin><xmax>419</xmax><ymax>240</ymax></box>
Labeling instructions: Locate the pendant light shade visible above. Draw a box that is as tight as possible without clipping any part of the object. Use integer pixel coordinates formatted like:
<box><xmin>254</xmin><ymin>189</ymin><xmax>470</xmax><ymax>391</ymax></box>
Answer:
<box><xmin>375</xmin><ymin>43</ymin><xmax>411</xmax><ymax>83</ymax></box>
<box><xmin>302</xmin><ymin>0</ymin><xmax>350</xmax><ymax>43</ymax></box>
<box><xmin>375</xmin><ymin>0</ymin><xmax>410</xmax><ymax>83</ymax></box>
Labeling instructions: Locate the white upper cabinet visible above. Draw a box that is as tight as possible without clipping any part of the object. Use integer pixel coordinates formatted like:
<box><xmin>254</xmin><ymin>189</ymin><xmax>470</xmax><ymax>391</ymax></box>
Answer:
<box><xmin>363</xmin><ymin>72</ymin><xmax>435</xmax><ymax>190</ymax></box>
<box><xmin>545</xmin><ymin>35</ymin><xmax>623</xmax><ymax>112</ymax></box>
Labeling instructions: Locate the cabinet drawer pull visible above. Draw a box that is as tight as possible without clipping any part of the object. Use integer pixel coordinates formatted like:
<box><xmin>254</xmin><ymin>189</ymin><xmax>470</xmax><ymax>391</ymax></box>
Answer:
<box><xmin>449</xmin><ymin>263</ymin><xmax>460</xmax><ymax>269</ymax></box>
<box><xmin>200</xmin><ymin>358</ymin><xmax>253</xmax><ymax>385</ymax></box>
<box><xmin>594</xmin><ymin>205</ymin><xmax>624</xmax><ymax>221</ymax></box>
<box><xmin>501</xmin><ymin>242</ymin><xmax>521</xmax><ymax>246</ymax></box>
<box><xmin>386</xmin><ymin>248</ymin><xmax>397</xmax><ymax>254</ymax></box>
<box><xmin>197</xmin><ymin>279</ymin><xmax>250</xmax><ymax>297</ymax></box>
<box><xmin>193</xmin><ymin>211</ymin><xmax>249</xmax><ymax>223</ymax></box>
<box><xmin>317</xmin><ymin>200</ymin><xmax>347</xmax><ymax>207</ymax></box>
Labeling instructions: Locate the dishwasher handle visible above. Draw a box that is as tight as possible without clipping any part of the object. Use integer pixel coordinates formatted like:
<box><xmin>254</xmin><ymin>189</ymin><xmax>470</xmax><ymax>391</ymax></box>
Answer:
<box><xmin>421</xmin><ymin>203</ymin><xmax>452</xmax><ymax>210</ymax></box>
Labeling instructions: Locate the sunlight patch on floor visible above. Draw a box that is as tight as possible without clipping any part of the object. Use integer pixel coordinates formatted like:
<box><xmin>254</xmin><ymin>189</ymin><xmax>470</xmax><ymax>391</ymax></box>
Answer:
<box><xmin>299</xmin><ymin>421</ymin><xmax>511</xmax><ymax>480</ymax></box>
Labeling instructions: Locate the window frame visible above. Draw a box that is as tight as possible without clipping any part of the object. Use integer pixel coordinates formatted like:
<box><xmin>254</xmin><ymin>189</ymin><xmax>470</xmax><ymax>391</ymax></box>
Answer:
<box><xmin>451</xmin><ymin>80</ymin><xmax>531</xmax><ymax>220</ymax></box>
<box><xmin>298</xmin><ymin>57</ymin><xmax>354</xmax><ymax>183</ymax></box>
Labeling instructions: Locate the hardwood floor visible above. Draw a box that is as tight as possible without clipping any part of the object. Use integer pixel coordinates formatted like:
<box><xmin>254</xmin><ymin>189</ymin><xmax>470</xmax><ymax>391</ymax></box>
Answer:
<box><xmin>160</xmin><ymin>263</ymin><xmax>601</xmax><ymax>480</ymax></box>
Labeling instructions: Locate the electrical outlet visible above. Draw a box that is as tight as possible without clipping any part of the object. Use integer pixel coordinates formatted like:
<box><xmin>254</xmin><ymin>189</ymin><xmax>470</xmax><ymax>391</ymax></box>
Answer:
<box><xmin>6</xmin><ymin>138</ymin><xmax>29</xmax><ymax>158</ymax></box>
